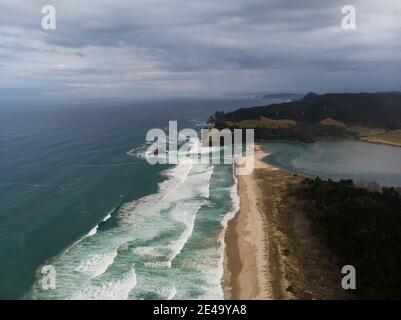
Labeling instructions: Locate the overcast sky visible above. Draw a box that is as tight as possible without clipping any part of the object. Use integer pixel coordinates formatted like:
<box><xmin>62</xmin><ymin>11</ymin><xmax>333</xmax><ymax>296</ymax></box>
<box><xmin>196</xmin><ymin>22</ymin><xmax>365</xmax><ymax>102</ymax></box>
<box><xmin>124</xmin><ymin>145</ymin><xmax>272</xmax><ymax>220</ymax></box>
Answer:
<box><xmin>1</xmin><ymin>0</ymin><xmax>401</xmax><ymax>102</ymax></box>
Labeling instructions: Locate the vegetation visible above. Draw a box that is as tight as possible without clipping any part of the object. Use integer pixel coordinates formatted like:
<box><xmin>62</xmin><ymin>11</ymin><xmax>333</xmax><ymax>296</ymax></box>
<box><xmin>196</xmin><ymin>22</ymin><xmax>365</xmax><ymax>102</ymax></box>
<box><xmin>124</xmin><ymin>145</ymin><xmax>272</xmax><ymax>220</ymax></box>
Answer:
<box><xmin>346</xmin><ymin>126</ymin><xmax>385</xmax><ymax>138</ymax></box>
<box><xmin>225</xmin><ymin>117</ymin><xmax>296</xmax><ymax>129</ymax></box>
<box><xmin>361</xmin><ymin>130</ymin><xmax>401</xmax><ymax>147</ymax></box>
<box><xmin>210</xmin><ymin>92</ymin><xmax>401</xmax><ymax>144</ymax></box>
<box><xmin>218</xmin><ymin>120</ymin><xmax>356</xmax><ymax>143</ymax></box>
<box><xmin>213</xmin><ymin>92</ymin><xmax>401</xmax><ymax>128</ymax></box>
<box><xmin>297</xmin><ymin>178</ymin><xmax>401</xmax><ymax>299</ymax></box>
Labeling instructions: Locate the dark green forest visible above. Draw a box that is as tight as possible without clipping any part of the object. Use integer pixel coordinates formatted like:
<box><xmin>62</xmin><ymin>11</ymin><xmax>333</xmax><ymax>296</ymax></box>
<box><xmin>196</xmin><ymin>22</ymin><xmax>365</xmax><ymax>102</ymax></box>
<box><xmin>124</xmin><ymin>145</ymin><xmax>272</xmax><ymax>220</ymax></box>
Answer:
<box><xmin>297</xmin><ymin>178</ymin><xmax>401</xmax><ymax>299</ymax></box>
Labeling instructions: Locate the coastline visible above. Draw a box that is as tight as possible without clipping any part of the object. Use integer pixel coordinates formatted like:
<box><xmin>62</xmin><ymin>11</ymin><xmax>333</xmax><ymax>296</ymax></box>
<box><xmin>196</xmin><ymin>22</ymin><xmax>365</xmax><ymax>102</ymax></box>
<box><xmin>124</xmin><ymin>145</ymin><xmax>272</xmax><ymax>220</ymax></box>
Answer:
<box><xmin>360</xmin><ymin>136</ymin><xmax>401</xmax><ymax>148</ymax></box>
<box><xmin>224</xmin><ymin>145</ymin><xmax>277</xmax><ymax>299</ymax></box>
<box><xmin>224</xmin><ymin>144</ymin><xmax>348</xmax><ymax>300</ymax></box>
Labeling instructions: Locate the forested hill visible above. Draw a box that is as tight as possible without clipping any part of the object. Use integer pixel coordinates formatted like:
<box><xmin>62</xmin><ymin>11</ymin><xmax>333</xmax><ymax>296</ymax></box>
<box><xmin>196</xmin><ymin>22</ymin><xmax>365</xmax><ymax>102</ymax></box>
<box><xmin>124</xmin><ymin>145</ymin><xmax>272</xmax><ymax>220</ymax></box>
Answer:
<box><xmin>211</xmin><ymin>92</ymin><xmax>401</xmax><ymax>129</ymax></box>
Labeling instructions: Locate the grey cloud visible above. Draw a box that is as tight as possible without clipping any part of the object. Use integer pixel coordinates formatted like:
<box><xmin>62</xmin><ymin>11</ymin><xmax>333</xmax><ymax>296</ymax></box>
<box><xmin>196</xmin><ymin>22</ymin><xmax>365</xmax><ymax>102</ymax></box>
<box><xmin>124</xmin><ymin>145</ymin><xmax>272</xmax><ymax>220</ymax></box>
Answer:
<box><xmin>1</xmin><ymin>0</ymin><xmax>401</xmax><ymax>101</ymax></box>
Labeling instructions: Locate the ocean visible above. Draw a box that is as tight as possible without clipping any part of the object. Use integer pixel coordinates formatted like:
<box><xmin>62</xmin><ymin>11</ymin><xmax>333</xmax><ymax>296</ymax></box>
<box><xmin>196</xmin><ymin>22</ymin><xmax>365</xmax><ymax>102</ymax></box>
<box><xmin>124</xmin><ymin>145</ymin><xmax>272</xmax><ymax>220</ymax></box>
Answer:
<box><xmin>0</xmin><ymin>98</ymin><xmax>266</xmax><ymax>300</ymax></box>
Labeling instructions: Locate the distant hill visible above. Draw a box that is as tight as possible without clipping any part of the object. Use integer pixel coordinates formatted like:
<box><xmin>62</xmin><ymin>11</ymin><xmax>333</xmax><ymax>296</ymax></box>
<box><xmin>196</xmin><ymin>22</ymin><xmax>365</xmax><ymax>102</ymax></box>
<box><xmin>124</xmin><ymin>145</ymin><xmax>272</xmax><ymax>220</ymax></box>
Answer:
<box><xmin>212</xmin><ymin>92</ymin><xmax>401</xmax><ymax>129</ymax></box>
<box><xmin>209</xmin><ymin>92</ymin><xmax>401</xmax><ymax>143</ymax></box>
<box><xmin>262</xmin><ymin>93</ymin><xmax>303</xmax><ymax>101</ymax></box>
<box><xmin>222</xmin><ymin>92</ymin><xmax>303</xmax><ymax>101</ymax></box>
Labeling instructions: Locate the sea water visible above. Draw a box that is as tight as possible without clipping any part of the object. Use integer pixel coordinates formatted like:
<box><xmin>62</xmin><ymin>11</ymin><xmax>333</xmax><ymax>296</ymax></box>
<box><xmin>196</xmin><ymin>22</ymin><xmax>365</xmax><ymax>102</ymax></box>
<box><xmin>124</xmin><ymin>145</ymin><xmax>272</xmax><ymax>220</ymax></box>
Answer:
<box><xmin>0</xmin><ymin>98</ymin><xmax>265</xmax><ymax>300</ymax></box>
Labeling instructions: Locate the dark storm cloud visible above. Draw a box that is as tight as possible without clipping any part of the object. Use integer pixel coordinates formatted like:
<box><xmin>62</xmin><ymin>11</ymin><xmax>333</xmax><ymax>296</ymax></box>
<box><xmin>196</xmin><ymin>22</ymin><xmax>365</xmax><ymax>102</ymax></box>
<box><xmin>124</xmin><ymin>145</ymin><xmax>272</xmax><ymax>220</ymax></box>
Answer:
<box><xmin>32</xmin><ymin>0</ymin><xmax>343</xmax><ymax>71</ymax></box>
<box><xmin>1</xmin><ymin>0</ymin><xmax>401</xmax><ymax>100</ymax></box>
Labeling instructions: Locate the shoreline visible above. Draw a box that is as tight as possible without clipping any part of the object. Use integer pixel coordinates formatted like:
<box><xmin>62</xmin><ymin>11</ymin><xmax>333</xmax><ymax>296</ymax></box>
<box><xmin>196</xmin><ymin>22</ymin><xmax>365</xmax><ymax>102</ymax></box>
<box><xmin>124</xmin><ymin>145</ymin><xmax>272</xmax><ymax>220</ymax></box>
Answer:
<box><xmin>224</xmin><ymin>145</ymin><xmax>277</xmax><ymax>299</ymax></box>
<box><xmin>360</xmin><ymin>136</ymin><xmax>401</xmax><ymax>148</ymax></box>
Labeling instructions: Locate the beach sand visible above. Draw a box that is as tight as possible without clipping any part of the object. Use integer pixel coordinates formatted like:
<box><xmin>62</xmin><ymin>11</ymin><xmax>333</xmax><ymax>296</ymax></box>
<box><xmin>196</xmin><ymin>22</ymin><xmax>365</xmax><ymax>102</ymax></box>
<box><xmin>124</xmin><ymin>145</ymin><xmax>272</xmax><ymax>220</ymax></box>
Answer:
<box><xmin>224</xmin><ymin>144</ymin><xmax>348</xmax><ymax>300</ymax></box>
<box><xmin>224</xmin><ymin>145</ymin><xmax>277</xmax><ymax>299</ymax></box>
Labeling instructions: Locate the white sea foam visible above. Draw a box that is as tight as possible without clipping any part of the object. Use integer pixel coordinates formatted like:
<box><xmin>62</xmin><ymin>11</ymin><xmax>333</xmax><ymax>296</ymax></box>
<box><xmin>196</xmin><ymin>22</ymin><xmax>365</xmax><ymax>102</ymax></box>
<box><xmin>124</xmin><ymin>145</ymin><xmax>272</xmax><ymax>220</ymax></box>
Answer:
<box><xmin>216</xmin><ymin>162</ymin><xmax>240</xmax><ymax>297</ymax></box>
<box><xmin>166</xmin><ymin>285</ymin><xmax>177</xmax><ymax>300</ymax></box>
<box><xmin>86</xmin><ymin>226</ymin><xmax>98</xmax><ymax>237</ymax></box>
<box><xmin>166</xmin><ymin>204</ymin><xmax>203</xmax><ymax>268</ymax></box>
<box><xmin>161</xmin><ymin>158</ymin><xmax>194</xmax><ymax>201</ymax></box>
<box><xmin>84</xmin><ymin>209</ymin><xmax>115</xmax><ymax>239</ymax></box>
<box><xmin>144</xmin><ymin>261</ymin><xmax>171</xmax><ymax>268</ymax></box>
<box><xmin>30</xmin><ymin>136</ymin><xmax>218</xmax><ymax>300</ymax></box>
<box><xmin>153</xmin><ymin>285</ymin><xmax>178</xmax><ymax>300</ymax></box>
<box><xmin>126</xmin><ymin>140</ymin><xmax>153</xmax><ymax>159</ymax></box>
<box><xmin>166</xmin><ymin>165</ymin><xmax>213</xmax><ymax>265</ymax></box>
<box><xmin>133</xmin><ymin>246</ymin><xmax>164</xmax><ymax>258</ymax></box>
<box><xmin>75</xmin><ymin>252</ymin><xmax>118</xmax><ymax>277</ymax></box>
<box><xmin>102</xmin><ymin>213</ymin><xmax>112</xmax><ymax>222</ymax></box>
<box><xmin>187</xmin><ymin>119</ymin><xmax>208</xmax><ymax>127</ymax></box>
<box><xmin>221</xmin><ymin>166</ymin><xmax>240</xmax><ymax>229</ymax></box>
<box><xmin>134</xmin><ymin>164</ymin><xmax>213</xmax><ymax>268</ymax></box>
<box><xmin>71</xmin><ymin>268</ymin><xmax>137</xmax><ymax>300</ymax></box>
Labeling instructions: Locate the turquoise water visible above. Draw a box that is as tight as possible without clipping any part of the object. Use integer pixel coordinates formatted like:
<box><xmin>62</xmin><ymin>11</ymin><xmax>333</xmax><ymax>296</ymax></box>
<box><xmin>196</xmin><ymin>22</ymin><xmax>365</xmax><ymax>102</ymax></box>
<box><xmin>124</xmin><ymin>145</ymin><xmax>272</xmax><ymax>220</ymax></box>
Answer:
<box><xmin>0</xmin><ymin>98</ymin><xmax>265</xmax><ymax>300</ymax></box>
<box><xmin>28</xmin><ymin>160</ymin><xmax>234</xmax><ymax>299</ymax></box>
<box><xmin>263</xmin><ymin>140</ymin><xmax>401</xmax><ymax>187</ymax></box>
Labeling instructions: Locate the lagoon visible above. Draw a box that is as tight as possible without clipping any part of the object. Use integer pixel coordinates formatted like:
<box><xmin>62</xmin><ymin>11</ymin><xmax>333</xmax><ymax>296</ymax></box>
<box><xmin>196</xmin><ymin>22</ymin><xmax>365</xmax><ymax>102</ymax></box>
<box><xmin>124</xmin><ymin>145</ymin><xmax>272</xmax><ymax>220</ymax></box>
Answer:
<box><xmin>263</xmin><ymin>140</ymin><xmax>401</xmax><ymax>187</ymax></box>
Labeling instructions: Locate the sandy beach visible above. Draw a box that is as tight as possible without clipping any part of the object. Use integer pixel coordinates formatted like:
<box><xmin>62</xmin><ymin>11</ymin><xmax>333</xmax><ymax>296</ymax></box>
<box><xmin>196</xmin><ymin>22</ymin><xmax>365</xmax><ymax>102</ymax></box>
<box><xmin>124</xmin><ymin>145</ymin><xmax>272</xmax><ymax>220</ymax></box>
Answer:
<box><xmin>224</xmin><ymin>145</ymin><xmax>276</xmax><ymax>299</ymax></box>
<box><xmin>224</xmin><ymin>144</ymin><xmax>347</xmax><ymax>300</ymax></box>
